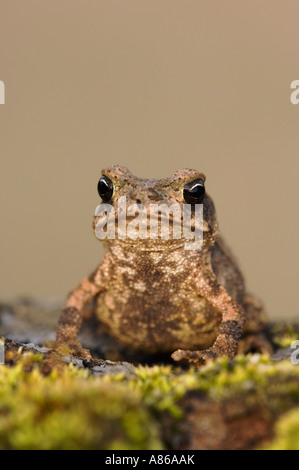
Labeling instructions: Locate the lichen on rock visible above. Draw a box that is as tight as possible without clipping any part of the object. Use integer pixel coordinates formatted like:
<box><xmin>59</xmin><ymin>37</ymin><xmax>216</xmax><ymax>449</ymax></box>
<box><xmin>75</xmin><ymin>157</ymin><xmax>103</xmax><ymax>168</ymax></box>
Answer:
<box><xmin>1</xmin><ymin>347</ymin><xmax>299</xmax><ymax>450</ymax></box>
<box><xmin>1</xmin><ymin>300</ymin><xmax>299</xmax><ymax>450</ymax></box>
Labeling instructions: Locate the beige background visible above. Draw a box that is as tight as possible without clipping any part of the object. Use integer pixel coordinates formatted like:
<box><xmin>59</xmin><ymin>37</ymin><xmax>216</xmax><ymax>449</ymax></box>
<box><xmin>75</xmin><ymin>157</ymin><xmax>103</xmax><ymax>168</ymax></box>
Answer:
<box><xmin>0</xmin><ymin>1</ymin><xmax>298</xmax><ymax>320</ymax></box>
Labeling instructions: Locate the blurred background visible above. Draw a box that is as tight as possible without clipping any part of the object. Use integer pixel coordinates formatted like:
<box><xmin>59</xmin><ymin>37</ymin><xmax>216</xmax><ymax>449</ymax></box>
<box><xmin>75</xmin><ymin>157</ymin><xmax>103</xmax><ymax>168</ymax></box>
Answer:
<box><xmin>0</xmin><ymin>1</ymin><xmax>298</xmax><ymax>320</ymax></box>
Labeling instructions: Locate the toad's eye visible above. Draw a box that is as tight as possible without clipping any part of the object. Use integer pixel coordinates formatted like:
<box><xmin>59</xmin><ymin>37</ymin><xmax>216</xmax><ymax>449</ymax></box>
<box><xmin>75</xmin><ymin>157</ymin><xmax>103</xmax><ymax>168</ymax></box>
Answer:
<box><xmin>183</xmin><ymin>179</ymin><xmax>205</xmax><ymax>204</ymax></box>
<box><xmin>97</xmin><ymin>175</ymin><xmax>114</xmax><ymax>202</ymax></box>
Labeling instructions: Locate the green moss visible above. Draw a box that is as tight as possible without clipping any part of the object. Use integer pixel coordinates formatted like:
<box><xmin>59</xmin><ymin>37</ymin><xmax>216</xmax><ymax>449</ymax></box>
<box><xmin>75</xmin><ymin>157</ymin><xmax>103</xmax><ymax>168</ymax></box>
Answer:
<box><xmin>0</xmin><ymin>361</ymin><xmax>162</xmax><ymax>450</ymax></box>
<box><xmin>1</xmin><ymin>351</ymin><xmax>299</xmax><ymax>449</ymax></box>
<box><xmin>272</xmin><ymin>324</ymin><xmax>299</xmax><ymax>348</ymax></box>
<box><xmin>262</xmin><ymin>408</ymin><xmax>299</xmax><ymax>450</ymax></box>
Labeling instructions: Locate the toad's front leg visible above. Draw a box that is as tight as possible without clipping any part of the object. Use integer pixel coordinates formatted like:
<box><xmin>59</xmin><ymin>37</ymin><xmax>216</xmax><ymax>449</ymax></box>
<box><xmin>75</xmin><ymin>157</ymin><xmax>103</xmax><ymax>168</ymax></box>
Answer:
<box><xmin>55</xmin><ymin>255</ymin><xmax>111</xmax><ymax>358</ymax></box>
<box><xmin>172</xmin><ymin>267</ymin><xmax>246</xmax><ymax>366</ymax></box>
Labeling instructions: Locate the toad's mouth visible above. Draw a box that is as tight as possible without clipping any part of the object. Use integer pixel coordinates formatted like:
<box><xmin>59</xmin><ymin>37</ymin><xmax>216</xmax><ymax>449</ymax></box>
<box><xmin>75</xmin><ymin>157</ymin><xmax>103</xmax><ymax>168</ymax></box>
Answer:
<box><xmin>115</xmin><ymin>212</ymin><xmax>176</xmax><ymax>223</ymax></box>
<box><xmin>99</xmin><ymin>212</ymin><xmax>198</xmax><ymax>232</ymax></box>
<box><xmin>111</xmin><ymin>213</ymin><xmax>209</xmax><ymax>231</ymax></box>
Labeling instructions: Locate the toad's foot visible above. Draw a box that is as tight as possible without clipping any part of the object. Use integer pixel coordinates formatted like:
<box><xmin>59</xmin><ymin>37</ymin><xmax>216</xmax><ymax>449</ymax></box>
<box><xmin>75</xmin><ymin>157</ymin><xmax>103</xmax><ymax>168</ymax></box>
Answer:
<box><xmin>56</xmin><ymin>340</ymin><xmax>92</xmax><ymax>359</ymax></box>
<box><xmin>171</xmin><ymin>348</ymin><xmax>217</xmax><ymax>366</ymax></box>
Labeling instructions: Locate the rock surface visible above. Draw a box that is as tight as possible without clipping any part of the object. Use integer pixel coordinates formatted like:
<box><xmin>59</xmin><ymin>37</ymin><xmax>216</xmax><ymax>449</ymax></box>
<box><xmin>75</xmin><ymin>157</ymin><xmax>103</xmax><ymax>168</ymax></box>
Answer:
<box><xmin>1</xmin><ymin>299</ymin><xmax>299</xmax><ymax>450</ymax></box>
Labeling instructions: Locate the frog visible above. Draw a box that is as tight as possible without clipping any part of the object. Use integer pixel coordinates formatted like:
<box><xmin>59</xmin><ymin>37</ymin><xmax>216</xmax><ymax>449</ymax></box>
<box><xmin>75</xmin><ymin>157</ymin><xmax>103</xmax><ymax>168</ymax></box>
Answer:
<box><xmin>55</xmin><ymin>165</ymin><xmax>272</xmax><ymax>366</ymax></box>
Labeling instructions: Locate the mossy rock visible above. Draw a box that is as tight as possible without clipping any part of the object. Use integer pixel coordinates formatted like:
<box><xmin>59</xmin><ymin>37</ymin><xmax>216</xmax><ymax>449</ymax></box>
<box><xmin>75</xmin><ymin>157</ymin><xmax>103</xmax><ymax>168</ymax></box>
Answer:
<box><xmin>1</xmin><ymin>301</ymin><xmax>299</xmax><ymax>449</ymax></box>
<box><xmin>1</xmin><ymin>346</ymin><xmax>299</xmax><ymax>450</ymax></box>
<box><xmin>262</xmin><ymin>408</ymin><xmax>299</xmax><ymax>450</ymax></box>
<box><xmin>0</xmin><ymin>356</ymin><xmax>162</xmax><ymax>450</ymax></box>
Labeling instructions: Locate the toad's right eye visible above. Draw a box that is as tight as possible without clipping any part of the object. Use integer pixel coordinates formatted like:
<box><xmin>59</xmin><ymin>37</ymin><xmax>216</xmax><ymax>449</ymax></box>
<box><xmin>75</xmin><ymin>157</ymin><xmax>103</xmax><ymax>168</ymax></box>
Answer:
<box><xmin>183</xmin><ymin>179</ymin><xmax>205</xmax><ymax>204</ymax></box>
<box><xmin>97</xmin><ymin>175</ymin><xmax>114</xmax><ymax>202</ymax></box>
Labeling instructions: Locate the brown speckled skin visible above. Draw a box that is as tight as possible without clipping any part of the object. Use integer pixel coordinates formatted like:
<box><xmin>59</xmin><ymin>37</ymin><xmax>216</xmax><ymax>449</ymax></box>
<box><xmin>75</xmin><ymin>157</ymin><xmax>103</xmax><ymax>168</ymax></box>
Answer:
<box><xmin>56</xmin><ymin>166</ymin><xmax>271</xmax><ymax>365</ymax></box>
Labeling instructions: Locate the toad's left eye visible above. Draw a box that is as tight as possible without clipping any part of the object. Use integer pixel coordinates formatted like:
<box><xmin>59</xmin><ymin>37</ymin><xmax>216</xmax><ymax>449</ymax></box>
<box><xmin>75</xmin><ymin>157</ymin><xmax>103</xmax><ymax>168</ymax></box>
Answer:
<box><xmin>183</xmin><ymin>179</ymin><xmax>205</xmax><ymax>204</ymax></box>
<box><xmin>97</xmin><ymin>175</ymin><xmax>114</xmax><ymax>202</ymax></box>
